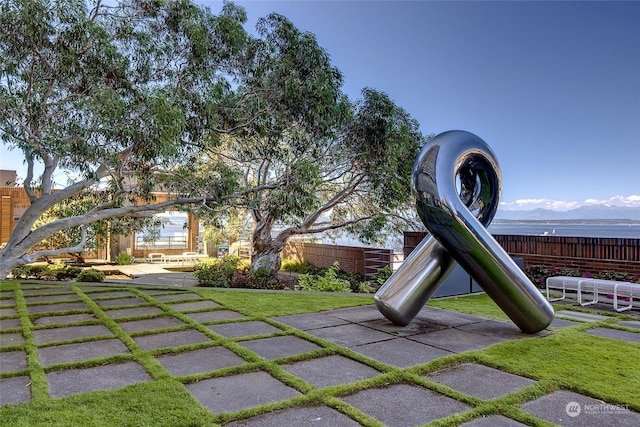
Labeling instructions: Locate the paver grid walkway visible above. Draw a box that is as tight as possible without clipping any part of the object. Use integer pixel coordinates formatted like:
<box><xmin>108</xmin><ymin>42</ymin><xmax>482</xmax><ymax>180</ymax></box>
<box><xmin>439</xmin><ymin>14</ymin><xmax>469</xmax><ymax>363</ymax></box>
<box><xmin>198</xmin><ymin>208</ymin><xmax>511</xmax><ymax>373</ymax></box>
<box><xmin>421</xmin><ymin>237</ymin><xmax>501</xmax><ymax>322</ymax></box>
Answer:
<box><xmin>1</xmin><ymin>282</ymin><xmax>639</xmax><ymax>426</ymax></box>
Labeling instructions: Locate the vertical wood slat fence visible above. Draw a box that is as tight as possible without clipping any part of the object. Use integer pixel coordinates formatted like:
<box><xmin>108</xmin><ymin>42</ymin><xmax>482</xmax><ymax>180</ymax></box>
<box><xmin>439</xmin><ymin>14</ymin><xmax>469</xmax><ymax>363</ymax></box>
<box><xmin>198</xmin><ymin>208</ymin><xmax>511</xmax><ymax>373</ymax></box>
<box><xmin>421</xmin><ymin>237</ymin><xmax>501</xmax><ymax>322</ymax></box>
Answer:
<box><xmin>404</xmin><ymin>231</ymin><xmax>640</xmax><ymax>276</ymax></box>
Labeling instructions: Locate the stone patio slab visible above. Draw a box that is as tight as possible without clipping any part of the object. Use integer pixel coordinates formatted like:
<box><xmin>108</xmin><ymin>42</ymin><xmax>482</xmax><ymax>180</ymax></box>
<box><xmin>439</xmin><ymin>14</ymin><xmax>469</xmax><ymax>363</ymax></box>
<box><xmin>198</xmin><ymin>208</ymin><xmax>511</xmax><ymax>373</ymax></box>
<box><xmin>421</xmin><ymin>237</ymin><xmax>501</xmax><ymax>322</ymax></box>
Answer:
<box><xmin>152</xmin><ymin>293</ymin><xmax>204</xmax><ymax>302</ymax></box>
<box><xmin>282</xmin><ymin>355</ymin><xmax>380</xmax><ymax>388</ymax></box>
<box><xmin>117</xmin><ymin>316</ymin><xmax>185</xmax><ymax>332</ymax></box>
<box><xmin>238</xmin><ymin>335</ymin><xmax>321</xmax><ymax>360</ymax></box>
<box><xmin>226</xmin><ymin>404</ymin><xmax>362</xmax><ymax>426</ymax></box>
<box><xmin>426</xmin><ymin>363</ymin><xmax>536</xmax><ymax>400</ymax></box>
<box><xmin>521</xmin><ymin>390</ymin><xmax>640</xmax><ymax>426</ymax></box>
<box><xmin>46</xmin><ymin>361</ymin><xmax>152</xmax><ymax>399</ymax></box>
<box><xmin>168</xmin><ymin>300</ymin><xmax>221</xmax><ymax>312</ymax></box>
<box><xmin>272</xmin><ymin>313</ymin><xmax>349</xmax><ymax>330</ymax></box>
<box><xmin>0</xmin><ymin>332</ymin><xmax>24</xmax><ymax>346</ymax></box>
<box><xmin>584</xmin><ymin>327</ymin><xmax>640</xmax><ymax>343</ymax></box>
<box><xmin>132</xmin><ymin>328</ymin><xmax>212</xmax><ymax>351</ymax></box>
<box><xmin>461</xmin><ymin>415</ymin><xmax>527</xmax><ymax>426</ymax></box>
<box><xmin>186</xmin><ymin>371</ymin><xmax>301</xmax><ymax>414</ymax></box>
<box><xmin>415</xmin><ymin>307</ymin><xmax>488</xmax><ymax>327</ymax></box>
<box><xmin>21</xmin><ymin>287</ymin><xmax>74</xmax><ymax>295</ymax></box>
<box><xmin>341</xmin><ymin>383</ymin><xmax>470</xmax><ymax>427</ymax></box>
<box><xmin>0</xmin><ymin>318</ymin><xmax>21</xmax><ymax>329</ymax></box>
<box><xmin>207</xmin><ymin>321</ymin><xmax>282</xmax><ymax>338</ymax></box>
<box><xmin>618</xmin><ymin>320</ymin><xmax>640</xmax><ymax>329</ymax></box>
<box><xmin>156</xmin><ymin>346</ymin><xmax>247</xmax><ymax>376</ymax></box>
<box><xmin>96</xmin><ymin>296</ymin><xmax>148</xmax><ymax>307</ymax></box>
<box><xmin>26</xmin><ymin>302</ymin><xmax>88</xmax><ymax>314</ymax></box>
<box><xmin>102</xmin><ymin>305</ymin><xmax>164</xmax><ymax>319</ymax></box>
<box><xmin>0</xmin><ymin>350</ymin><xmax>27</xmax><ymax>372</ymax></box>
<box><xmin>185</xmin><ymin>310</ymin><xmax>246</xmax><ymax>323</ymax></box>
<box><xmin>33</xmin><ymin>313</ymin><xmax>96</xmax><ymax>326</ymax></box>
<box><xmin>0</xmin><ymin>376</ymin><xmax>31</xmax><ymax>405</ymax></box>
<box><xmin>555</xmin><ymin>310</ymin><xmax>610</xmax><ymax>322</ymax></box>
<box><xmin>361</xmin><ymin>318</ymin><xmax>447</xmax><ymax>336</ymax></box>
<box><xmin>550</xmin><ymin>318</ymin><xmax>582</xmax><ymax>328</ymax></box>
<box><xmin>352</xmin><ymin>337</ymin><xmax>454</xmax><ymax>368</ymax></box>
<box><xmin>32</xmin><ymin>324</ymin><xmax>113</xmax><ymax>345</ymax></box>
<box><xmin>457</xmin><ymin>320</ymin><xmax>546</xmax><ymax>339</ymax></box>
<box><xmin>0</xmin><ymin>307</ymin><xmax>17</xmax><ymax>316</ymax></box>
<box><xmin>327</xmin><ymin>305</ymin><xmax>385</xmax><ymax>323</ymax></box>
<box><xmin>306</xmin><ymin>323</ymin><xmax>393</xmax><ymax>348</ymax></box>
<box><xmin>38</xmin><ymin>338</ymin><xmax>130</xmax><ymax>366</ymax></box>
<box><xmin>409</xmin><ymin>328</ymin><xmax>506</xmax><ymax>353</ymax></box>
<box><xmin>24</xmin><ymin>294</ymin><xmax>79</xmax><ymax>303</ymax></box>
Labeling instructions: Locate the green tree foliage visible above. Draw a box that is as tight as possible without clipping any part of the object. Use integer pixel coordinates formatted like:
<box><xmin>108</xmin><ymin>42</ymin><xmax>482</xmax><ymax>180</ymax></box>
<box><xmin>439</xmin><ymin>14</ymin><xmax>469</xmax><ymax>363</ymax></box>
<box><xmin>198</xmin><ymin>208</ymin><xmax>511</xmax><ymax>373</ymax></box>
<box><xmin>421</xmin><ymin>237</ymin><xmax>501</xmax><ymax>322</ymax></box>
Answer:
<box><xmin>0</xmin><ymin>0</ymin><xmax>249</xmax><ymax>277</ymax></box>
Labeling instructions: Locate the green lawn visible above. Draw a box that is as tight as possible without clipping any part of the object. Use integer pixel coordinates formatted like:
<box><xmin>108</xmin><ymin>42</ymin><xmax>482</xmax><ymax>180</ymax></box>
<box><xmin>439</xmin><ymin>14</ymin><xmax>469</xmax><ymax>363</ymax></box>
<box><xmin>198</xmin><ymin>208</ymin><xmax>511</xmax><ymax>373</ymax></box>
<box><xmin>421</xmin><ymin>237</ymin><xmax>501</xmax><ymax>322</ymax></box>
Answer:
<box><xmin>1</xmin><ymin>280</ymin><xmax>639</xmax><ymax>426</ymax></box>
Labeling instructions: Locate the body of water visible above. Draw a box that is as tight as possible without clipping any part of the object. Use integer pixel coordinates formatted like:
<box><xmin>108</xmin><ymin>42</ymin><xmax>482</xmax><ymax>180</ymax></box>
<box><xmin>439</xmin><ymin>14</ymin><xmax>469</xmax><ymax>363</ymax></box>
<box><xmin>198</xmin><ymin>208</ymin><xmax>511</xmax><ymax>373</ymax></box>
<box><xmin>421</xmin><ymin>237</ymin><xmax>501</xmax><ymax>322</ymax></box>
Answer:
<box><xmin>487</xmin><ymin>222</ymin><xmax>640</xmax><ymax>239</ymax></box>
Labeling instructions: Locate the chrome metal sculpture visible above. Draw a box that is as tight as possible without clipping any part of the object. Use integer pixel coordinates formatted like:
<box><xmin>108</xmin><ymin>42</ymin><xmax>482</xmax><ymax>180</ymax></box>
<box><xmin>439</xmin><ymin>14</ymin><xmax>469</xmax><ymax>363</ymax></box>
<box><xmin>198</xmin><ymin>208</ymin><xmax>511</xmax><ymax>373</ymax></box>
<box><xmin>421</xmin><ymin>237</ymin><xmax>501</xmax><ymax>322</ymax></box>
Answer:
<box><xmin>375</xmin><ymin>130</ymin><xmax>554</xmax><ymax>333</ymax></box>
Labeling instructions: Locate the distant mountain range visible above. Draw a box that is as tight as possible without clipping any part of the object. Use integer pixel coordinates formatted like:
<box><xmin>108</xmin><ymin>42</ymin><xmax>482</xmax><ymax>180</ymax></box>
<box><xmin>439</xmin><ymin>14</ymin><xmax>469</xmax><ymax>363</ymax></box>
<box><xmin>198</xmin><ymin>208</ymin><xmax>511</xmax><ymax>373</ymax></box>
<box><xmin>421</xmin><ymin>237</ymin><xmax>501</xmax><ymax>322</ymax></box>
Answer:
<box><xmin>495</xmin><ymin>204</ymin><xmax>640</xmax><ymax>222</ymax></box>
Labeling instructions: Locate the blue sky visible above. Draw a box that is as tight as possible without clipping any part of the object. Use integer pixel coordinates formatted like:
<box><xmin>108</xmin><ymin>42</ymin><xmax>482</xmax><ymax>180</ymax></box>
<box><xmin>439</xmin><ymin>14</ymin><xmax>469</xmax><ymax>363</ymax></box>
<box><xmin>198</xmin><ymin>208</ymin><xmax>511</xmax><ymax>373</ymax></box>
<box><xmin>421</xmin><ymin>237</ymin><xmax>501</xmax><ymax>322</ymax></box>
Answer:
<box><xmin>1</xmin><ymin>0</ymin><xmax>639</xmax><ymax>212</ymax></box>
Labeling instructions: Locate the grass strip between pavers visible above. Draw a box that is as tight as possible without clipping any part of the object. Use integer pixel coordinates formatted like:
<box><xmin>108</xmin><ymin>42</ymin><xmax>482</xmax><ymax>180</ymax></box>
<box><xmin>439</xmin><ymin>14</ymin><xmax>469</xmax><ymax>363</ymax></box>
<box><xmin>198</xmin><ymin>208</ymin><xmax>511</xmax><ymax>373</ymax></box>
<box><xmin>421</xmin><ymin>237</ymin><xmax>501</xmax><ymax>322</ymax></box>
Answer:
<box><xmin>1</xmin><ymin>281</ymin><xmax>639</xmax><ymax>426</ymax></box>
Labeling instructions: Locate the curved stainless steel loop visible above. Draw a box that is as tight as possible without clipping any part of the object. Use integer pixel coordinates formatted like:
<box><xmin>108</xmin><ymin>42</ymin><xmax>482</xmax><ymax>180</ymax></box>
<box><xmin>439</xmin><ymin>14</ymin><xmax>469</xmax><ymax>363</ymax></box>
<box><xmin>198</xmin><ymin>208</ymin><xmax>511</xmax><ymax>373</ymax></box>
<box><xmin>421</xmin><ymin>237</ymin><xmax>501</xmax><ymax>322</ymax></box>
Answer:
<box><xmin>375</xmin><ymin>130</ymin><xmax>554</xmax><ymax>333</ymax></box>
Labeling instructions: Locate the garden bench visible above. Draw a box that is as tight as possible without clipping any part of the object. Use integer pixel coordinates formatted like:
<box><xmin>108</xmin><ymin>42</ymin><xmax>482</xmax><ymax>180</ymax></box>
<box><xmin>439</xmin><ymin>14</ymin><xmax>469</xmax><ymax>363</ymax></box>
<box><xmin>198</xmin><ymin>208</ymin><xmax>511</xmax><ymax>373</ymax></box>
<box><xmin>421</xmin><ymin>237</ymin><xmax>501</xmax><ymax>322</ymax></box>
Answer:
<box><xmin>546</xmin><ymin>276</ymin><xmax>639</xmax><ymax>312</ymax></box>
<box><xmin>146</xmin><ymin>253</ymin><xmax>166</xmax><ymax>263</ymax></box>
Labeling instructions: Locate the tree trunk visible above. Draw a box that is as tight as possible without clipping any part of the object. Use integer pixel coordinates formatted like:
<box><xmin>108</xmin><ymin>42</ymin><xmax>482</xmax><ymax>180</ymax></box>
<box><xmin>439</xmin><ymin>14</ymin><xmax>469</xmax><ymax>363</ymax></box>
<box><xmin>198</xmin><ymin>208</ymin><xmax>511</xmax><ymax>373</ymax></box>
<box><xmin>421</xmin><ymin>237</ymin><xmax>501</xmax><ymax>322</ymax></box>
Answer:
<box><xmin>250</xmin><ymin>217</ymin><xmax>284</xmax><ymax>273</ymax></box>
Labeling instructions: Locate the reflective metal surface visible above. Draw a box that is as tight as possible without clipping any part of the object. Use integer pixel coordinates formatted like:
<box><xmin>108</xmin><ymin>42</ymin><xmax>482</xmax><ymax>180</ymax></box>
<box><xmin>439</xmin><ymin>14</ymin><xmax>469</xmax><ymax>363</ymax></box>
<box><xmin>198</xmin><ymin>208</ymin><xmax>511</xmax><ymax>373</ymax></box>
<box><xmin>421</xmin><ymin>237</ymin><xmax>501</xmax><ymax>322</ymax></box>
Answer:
<box><xmin>375</xmin><ymin>130</ymin><xmax>554</xmax><ymax>333</ymax></box>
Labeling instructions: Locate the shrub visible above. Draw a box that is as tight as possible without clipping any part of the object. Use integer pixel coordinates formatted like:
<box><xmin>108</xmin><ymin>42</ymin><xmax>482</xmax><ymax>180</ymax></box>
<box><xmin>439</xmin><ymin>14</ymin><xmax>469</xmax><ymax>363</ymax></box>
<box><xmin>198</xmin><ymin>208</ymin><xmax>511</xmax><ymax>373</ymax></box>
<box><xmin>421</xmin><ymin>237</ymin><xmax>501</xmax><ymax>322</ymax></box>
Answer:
<box><xmin>280</xmin><ymin>258</ymin><xmax>315</xmax><ymax>274</ymax></box>
<box><xmin>116</xmin><ymin>251</ymin><xmax>134</xmax><ymax>265</ymax></box>
<box><xmin>194</xmin><ymin>255</ymin><xmax>245</xmax><ymax>287</ymax></box>
<box><xmin>76</xmin><ymin>268</ymin><xmax>105</xmax><ymax>282</ymax></box>
<box><xmin>372</xmin><ymin>265</ymin><xmax>393</xmax><ymax>286</ymax></box>
<box><xmin>296</xmin><ymin>262</ymin><xmax>352</xmax><ymax>293</ymax></box>
<box><xmin>524</xmin><ymin>264</ymin><xmax>580</xmax><ymax>289</ymax></box>
<box><xmin>592</xmin><ymin>270</ymin><xmax>638</xmax><ymax>282</ymax></box>
<box><xmin>10</xmin><ymin>265</ymin><xmax>31</xmax><ymax>280</ymax></box>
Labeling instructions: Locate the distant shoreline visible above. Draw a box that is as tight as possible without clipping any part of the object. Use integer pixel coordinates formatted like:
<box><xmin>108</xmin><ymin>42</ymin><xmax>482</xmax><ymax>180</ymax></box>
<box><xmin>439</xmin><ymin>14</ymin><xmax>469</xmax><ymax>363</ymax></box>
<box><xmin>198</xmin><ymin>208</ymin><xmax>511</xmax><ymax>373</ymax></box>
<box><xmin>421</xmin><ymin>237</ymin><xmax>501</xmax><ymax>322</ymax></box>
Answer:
<box><xmin>493</xmin><ymin>218</ymin><xmax>640</xmax><ymax>225</ymax></box>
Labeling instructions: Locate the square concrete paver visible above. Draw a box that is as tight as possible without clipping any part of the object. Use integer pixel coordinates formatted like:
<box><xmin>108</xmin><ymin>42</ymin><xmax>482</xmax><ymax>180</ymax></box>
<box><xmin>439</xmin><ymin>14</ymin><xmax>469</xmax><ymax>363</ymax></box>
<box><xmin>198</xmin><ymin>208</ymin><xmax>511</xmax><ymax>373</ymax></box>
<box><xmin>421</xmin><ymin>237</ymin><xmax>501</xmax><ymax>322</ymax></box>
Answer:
<box><xmin>456</xmin><ymin>320</ymin><xmax>540</xmax><ymax>339</ymax></box>
<box><xmin>156</xmin><ymin>346</ymin><xmax>247</xmax><ymax>376</ymax></box>
<box><xmin>361</xmin><ymin>318</ymin><xmax>447</xmax><ymax>337</ymax></box>
<box><xmin>117</xmin><ymin>316</ymin><xmax>185</xmax><ymax>332</ymax></box>
<box><xmin>24</xmin><ymin>294</ymin><xmax>80</xmax><ymax>304</ymax></box>
<box><xmin>239</xmin><ymin>335</ymin><xmax>321</xmax><ymax>360</ymax></box>
<box><xmin>132</xmin><ymin>329</ymin><xmax>212</xmax><ymax>351</ymax></box>
<box><xmin>352</xmin><ymin>337</ymin><xmax>454</xmax><ymax>368</ymax></box>
<box><xmin>96</xmin><ymin>296</ymin><xmax>149</xmax><ymax>307</ymax></box>
<box><xmin>584</xmin><ymin>327</ymin><xmax>640</xmax><ymax>343</ymax></box>
<box><xmin>282</xmin><ymin>355</ymin><xmax>380</xmax><ymax>388</ymax></box>
<box><xmin>186</xmin><ymin>371</ymin><xmax>301</xmax><ymax>414</ymax></box>
<box><xmin>26</xmin><ymin>302</ymin><xmax>88</xmax><ymax>314</ymax></box>
<box><xmin>521</xmin><ymin>390</ymin><xmax>640</xmax><ymax>426</ymax></box>
<box><xmin>461</xmin><ymin>415</ymin><xmax>527</xmax><ymax>426</ymax></box>
<box><xmin>555</xmin><ymin>310</ymin><xmax>610</xmax><ymax>322</ymax></box>
<box><xmin>550</xmin><ymin>318</ymin><xmax>582</xmax><ymax>328</ymax></box>
<box><xmin>85</xmin><ymin>290</ymin><xmax>137</xmax><ymax>299</ymax></box>
<box><xmin>102</xmin><ymin>305</ymin><xmax>164</xmax><ymax>319</ymax></box>
<box><xmin>185</xmin><ymin>310</ymin><xmax>246</xmax><ymax>323</ymax></box>
<box><xmin>207</xmin><ymin>321</ymin><xmax>282</xmax><ymax>338</ymax></box>
<box><xmin>327</xmin><ymin>305</ymin><xmax>385</xmax><ymax>323</ymax></box>
<box><xmin>415</xmin><ymin>307</ymin><xmax>488</xmax><ymax>327</ymax></box>
<box><xmin>46</xmin><ymin>361</ymin><xmax>152</xmax><ymax>398</ymax></box>
<box><xmin>33</xmin><ymin>313</ymin><xmax>96</xmax><ymax>326</ymax></box>
<box><xmin>0</xmin><ymin>307</ymin><xmax>17</xmax><ymax>317</ymax></box>
<box><xmin>307</xmin><ymin>323</ymin><xmax>393</xmax><ymax>348</ymax></box>
<box><xmin>38</xmin><ymin>338</ymin><xmax>130</xmax><ymax>366</ymax></box>
<box><xmin>167</xmin><ymin>300</ymin><xmax>220</xmax><ymax>312</ymax></box>
<box><xmin>0</xmin><ymin>350</ymin><xmax>27</xmax><ymax>372</ymax></box>
<box><xmin>32</xmin><ymin>324</ymin><xmax>113</xmax><ymax>345</ymax></box>
<box><xmin>0</xmin><ymin>318</ymin><xmax>21</xmax><ymax>329</ymax></box>
<box><xmin>0</xmin><ymin>376</ymin><xmax>31</xmax><ymax>405</ymax></box>
<box><xmin>21</xmin><ymin>287</ymin><xmax>74</xmax><ymax>295</ymax></box>
<box><xmin>0</xmin><ymin>332</ymin><xmax>24</xmax><ymax>347</ymax></box>
<box><xmin>272</xmin><ymin>313</ymin><xmax>349</xmax><ymax>330</ymax></box>
<box><xmin>341</xmin><ymin>383</ymin><xmax>470</xmax><ymax>427</ymax></box>
<box><xmin>409</xmin><ymin>328</ymin><xmax>506</xmax><ymax>353</ymax></box>
<box><xmin>226</xmin><ymin>404</ymin><xmax>362</xmax><ymax>426</ymax></box>
<box><xmin>618</xmin><ymin>320</ymin><xmax>640</xmax><ymax>330</ymax></box>
<box><xmin>426</xmin><ymin>363</ymin><xmax>536</xmax><ymax>400</ymax></box>
<box><xmin>152</xmin><ymin>293</ymin><xmax>204</xmax><ymax>303</ymax></box>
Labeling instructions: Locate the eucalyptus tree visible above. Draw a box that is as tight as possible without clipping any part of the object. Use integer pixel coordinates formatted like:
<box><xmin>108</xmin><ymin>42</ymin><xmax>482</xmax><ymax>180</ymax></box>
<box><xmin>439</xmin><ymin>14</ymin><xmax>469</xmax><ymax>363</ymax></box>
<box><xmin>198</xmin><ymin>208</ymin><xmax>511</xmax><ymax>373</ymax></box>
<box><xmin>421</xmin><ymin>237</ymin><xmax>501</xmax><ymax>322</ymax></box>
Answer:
<box><xmin>0</xmin><ymin>0</ymin><xmax>249</xmax><ymax>277</ymax></box>
<box><xmin>185</xmin><ymin>14</ymin><xmax>427</xmax><ymax>272</ymax></box>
